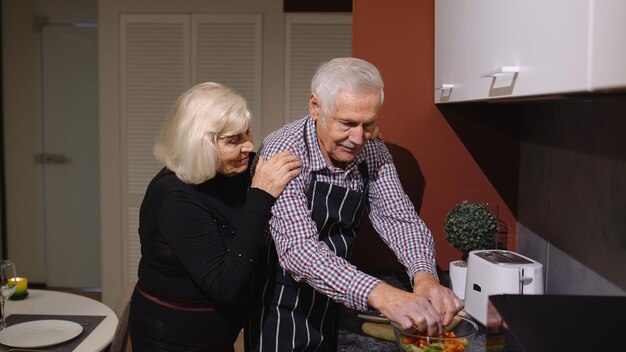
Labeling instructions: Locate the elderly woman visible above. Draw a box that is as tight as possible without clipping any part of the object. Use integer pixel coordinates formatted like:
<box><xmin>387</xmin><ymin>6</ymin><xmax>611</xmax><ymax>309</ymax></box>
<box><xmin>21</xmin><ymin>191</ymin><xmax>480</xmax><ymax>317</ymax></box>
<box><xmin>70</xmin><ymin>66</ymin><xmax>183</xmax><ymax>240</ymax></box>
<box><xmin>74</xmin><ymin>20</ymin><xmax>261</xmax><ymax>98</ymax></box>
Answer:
<box><xmin>128</xmin><ymin>82</ymin><xmax>301</xmax><ymax>351</ymax></box>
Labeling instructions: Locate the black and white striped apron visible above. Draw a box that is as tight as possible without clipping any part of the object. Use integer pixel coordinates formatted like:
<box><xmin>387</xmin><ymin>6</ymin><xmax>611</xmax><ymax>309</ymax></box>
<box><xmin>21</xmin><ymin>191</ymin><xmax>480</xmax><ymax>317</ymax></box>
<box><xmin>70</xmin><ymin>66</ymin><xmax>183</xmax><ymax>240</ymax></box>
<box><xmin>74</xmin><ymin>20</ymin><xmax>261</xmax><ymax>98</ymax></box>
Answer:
<box><xmin>246</xmin><ymin>127</ymin><xmax>369</xmax><ymax>352</ymax></box>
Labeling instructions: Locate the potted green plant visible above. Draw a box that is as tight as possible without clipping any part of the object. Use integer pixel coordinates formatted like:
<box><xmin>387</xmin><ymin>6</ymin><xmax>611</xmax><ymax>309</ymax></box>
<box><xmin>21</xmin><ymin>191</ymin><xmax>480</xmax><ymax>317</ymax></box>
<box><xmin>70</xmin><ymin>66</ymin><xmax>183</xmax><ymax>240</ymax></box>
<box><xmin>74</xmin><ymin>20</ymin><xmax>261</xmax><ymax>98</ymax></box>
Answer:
<box><xmin>444</xmin><ymin>200</ymin><xmax>497</xmax><ymax>299</ymax></box>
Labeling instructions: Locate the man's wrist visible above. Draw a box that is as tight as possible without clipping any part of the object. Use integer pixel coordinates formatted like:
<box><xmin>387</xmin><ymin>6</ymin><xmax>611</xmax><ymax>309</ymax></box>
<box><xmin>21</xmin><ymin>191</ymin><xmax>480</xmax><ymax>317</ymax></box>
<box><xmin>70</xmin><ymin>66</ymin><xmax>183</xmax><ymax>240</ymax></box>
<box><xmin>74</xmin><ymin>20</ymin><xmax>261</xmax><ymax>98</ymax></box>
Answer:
<box><xmin>413</xmin><ymin>271</ymin><xmax>439</xmax><ymax>287</ymax></box>
<box><xmin>367</xmin><ymin>281</ymin><xmax>390</xmax><ymax>310</ymax></box>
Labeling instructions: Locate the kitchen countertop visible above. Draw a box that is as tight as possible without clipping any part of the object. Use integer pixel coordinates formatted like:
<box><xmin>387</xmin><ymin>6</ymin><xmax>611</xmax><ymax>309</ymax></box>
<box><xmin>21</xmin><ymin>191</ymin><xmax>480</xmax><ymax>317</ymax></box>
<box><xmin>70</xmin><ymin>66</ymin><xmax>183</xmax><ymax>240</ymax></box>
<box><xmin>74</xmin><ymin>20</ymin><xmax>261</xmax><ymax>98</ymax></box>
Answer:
<box><xmin>336</xmin><ymin>271</ymin><xmax>486</xmax><ymax>352</ymax></box>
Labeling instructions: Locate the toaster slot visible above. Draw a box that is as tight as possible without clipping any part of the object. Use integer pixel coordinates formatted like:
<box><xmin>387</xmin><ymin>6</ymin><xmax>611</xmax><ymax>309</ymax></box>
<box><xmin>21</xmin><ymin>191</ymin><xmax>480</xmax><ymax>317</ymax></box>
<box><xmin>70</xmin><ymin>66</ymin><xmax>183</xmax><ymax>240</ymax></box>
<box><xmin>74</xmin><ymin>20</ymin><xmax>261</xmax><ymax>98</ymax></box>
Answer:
<box><xmin>476</xmin><ymin>250</ymin><xmax>534</xmax><ymax>264</ymax></box>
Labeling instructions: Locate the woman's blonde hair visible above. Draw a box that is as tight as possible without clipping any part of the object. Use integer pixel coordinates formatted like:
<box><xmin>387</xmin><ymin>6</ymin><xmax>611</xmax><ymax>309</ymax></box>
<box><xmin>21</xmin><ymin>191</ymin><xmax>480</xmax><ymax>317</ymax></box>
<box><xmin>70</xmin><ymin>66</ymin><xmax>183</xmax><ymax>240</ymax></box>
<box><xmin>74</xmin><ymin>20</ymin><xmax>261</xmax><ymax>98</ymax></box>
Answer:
<box><xmin>154</xmin><ymin>82</ymin><xmax>252</xmax><ymax>184</ymax></box>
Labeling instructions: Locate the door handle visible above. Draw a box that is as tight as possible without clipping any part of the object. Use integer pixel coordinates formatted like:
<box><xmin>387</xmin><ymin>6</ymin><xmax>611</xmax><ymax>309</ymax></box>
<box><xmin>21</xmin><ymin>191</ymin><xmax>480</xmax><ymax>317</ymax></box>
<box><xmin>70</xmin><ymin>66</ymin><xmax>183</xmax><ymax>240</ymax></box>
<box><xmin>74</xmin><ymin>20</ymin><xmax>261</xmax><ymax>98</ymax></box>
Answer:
<box><xmin>34</xmin><ymin>153</ymin><xmax>69</xmax><ymax>164</ymax></box>
<box><xmin>481</xmin><ymin>66</ymin><xmax>519</xmax><ymax>77</ymax></box>
<box><xmin>435</xmin><ymin>83</ymin><xmax>454</xmax><ymax>90</ymax></box>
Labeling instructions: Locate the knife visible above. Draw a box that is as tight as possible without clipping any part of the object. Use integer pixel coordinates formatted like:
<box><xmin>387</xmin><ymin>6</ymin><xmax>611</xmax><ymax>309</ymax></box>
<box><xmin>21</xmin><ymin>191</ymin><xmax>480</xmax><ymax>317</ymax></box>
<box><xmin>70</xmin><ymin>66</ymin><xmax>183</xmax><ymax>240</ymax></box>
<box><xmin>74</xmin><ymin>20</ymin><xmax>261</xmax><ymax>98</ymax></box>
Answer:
<box><xmin>357</xmin><ymin>312</ymin><xmax>390</xmax><ymax>324</ymax></box>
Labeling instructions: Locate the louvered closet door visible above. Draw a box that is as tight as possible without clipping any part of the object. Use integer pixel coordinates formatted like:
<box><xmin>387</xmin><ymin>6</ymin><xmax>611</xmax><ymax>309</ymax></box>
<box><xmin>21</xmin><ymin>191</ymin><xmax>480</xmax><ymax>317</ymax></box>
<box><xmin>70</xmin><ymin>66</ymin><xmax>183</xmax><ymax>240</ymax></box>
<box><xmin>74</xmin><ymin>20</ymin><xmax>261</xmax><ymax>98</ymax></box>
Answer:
<box><xmin>284</xmin><ymin>14</ymin><xmax>352</xmax><ymax>123</ymax></box>
<box><xmin>120</xmin><ymin>14</ymin><xmax>263</xmax><ymax>281</ymax></box>
<box><xmin>120</xmin><ymin>14</ymin><xmax>191</xmax><ymax>281</ymax></box>
<box><xmin>192</xmin><ymin>15</ymin><xmax>262</xmax><ymax>143</ymax></box>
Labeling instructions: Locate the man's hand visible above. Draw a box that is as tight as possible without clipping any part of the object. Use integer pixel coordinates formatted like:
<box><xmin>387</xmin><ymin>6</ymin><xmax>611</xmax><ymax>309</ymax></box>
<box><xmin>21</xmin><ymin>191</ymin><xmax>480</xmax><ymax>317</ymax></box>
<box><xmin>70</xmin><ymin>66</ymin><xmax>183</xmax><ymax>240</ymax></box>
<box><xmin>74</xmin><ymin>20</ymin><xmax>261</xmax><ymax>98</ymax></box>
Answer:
<box><xmin>368</xmin><ymin>282</ymin><xmax>442</xmax><ymax>336</ymax></box>
<box><xmin>412</xmin><ymin>272</ymin><xmax>464</xmax><ymax>327</ymax></box>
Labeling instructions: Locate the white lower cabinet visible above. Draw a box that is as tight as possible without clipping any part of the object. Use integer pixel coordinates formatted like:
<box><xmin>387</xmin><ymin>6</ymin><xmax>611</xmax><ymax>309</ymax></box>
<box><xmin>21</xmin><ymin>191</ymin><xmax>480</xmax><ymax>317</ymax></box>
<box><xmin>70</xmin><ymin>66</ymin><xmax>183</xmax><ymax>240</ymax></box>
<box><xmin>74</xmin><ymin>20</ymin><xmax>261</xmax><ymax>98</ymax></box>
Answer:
<box><xmin>435</xmin><ymin>0</ymin><xmax>626</xmax><ymax>103</ymax></box>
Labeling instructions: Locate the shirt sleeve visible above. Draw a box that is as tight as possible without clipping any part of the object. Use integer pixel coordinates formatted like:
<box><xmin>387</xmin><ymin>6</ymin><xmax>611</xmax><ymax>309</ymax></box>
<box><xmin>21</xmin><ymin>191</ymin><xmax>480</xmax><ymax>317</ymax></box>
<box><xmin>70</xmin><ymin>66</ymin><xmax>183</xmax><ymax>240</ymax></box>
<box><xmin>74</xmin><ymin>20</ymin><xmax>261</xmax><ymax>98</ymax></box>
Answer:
<box><xmin>366</xmin><ymin>143</ymin><xmax>438</xmax><ymax>282</ymax></box>
<box><xmin>268</xmin><ymin>173</ymin><xmax>382</xmax><ymax>312</ymax></box>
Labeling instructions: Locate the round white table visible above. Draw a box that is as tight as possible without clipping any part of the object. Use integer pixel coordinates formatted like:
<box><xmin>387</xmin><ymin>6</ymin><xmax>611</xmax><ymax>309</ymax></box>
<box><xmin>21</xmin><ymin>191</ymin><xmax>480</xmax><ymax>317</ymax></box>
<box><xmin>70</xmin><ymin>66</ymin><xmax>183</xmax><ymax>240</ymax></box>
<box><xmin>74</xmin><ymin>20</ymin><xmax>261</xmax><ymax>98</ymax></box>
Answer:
<box><xmin>4</xmin><ymin>289</ymin><xmax>118</xmax><ymax>351</ymax></box>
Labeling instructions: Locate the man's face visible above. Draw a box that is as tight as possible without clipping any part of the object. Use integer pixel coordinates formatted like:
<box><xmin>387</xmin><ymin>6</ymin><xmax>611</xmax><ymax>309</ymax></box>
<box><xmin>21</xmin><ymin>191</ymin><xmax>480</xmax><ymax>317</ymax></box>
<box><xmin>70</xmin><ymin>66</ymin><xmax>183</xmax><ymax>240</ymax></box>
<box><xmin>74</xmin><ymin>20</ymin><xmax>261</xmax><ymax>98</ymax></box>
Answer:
<box><xmin>310</xmin><ymin>90</ymin><xmax>380</xmax><ymax>169</ymax></box>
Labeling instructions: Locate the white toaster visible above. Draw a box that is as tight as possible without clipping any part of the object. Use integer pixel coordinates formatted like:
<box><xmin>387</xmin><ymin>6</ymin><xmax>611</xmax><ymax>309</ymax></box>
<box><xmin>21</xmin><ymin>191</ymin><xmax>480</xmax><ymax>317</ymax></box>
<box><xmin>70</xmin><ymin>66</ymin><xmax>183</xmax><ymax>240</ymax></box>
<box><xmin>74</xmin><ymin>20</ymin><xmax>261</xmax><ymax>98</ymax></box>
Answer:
<box><xmin>464</xmin><ymin>250</ymin><xmax>544</xmax><ymax>325</ymax></box>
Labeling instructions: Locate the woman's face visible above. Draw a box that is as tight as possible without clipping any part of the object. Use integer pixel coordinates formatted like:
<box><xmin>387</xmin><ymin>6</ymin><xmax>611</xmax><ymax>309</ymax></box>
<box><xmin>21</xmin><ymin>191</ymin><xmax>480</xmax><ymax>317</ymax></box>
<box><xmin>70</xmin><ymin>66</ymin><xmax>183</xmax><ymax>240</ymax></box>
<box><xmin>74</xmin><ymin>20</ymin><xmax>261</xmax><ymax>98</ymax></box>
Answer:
<box><xmin>216</xmin><ymin>130</ymin><xmax>254</xmax><ymax>176</ymax></box>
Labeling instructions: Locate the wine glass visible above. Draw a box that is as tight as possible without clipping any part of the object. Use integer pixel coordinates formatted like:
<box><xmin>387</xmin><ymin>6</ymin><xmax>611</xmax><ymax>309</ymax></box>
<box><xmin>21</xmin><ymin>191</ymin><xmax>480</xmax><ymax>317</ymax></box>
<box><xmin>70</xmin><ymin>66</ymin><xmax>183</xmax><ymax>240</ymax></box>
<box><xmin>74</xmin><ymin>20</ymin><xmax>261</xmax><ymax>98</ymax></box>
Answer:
<box><xmin>0</xmin><ymin>260</ymin><xmax>17</xmax><ymax>329</ymax></box>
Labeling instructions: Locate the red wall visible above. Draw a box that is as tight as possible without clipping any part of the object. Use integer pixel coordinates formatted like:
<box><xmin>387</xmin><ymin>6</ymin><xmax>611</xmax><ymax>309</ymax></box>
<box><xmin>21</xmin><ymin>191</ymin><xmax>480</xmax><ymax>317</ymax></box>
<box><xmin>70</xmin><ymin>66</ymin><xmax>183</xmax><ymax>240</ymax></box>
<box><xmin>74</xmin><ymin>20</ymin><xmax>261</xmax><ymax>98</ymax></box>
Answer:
<box><xmin>351</xmin><ymin>0</ymin><xmax>518</xmax><ymax>271</ymax></box>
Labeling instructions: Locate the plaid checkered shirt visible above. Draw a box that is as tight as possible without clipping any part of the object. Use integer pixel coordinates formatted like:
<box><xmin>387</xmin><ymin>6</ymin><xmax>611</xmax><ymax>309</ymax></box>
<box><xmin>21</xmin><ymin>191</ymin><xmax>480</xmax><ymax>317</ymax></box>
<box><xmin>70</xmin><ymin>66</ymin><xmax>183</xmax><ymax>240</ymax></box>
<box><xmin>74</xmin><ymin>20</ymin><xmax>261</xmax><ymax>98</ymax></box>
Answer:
<box><xmin>259</xmin><ymin>116</ymin><xmax>437</xmax><ymax>311</ymax></box>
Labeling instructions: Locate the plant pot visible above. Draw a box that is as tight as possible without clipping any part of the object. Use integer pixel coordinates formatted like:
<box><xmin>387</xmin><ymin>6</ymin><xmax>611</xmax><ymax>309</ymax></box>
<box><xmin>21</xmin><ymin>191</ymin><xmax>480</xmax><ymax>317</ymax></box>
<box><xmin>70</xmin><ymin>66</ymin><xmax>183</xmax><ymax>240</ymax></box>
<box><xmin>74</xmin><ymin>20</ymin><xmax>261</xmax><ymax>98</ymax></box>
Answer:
<box><xmin>449</xmin><ymin>260</ymin><xmax>468</xmax><ymax>300</ymax></box>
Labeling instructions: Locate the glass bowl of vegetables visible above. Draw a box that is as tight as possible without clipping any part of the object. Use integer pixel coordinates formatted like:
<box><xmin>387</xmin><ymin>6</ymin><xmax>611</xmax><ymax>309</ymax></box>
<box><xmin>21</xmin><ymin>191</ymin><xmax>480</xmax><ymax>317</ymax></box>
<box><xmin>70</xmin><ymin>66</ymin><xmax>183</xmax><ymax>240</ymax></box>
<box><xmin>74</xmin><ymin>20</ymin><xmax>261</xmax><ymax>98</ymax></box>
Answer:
<box><xmin>391</xmin><ymin>316</ymin><xmax>478</xmax><ymax>352</ymax></box>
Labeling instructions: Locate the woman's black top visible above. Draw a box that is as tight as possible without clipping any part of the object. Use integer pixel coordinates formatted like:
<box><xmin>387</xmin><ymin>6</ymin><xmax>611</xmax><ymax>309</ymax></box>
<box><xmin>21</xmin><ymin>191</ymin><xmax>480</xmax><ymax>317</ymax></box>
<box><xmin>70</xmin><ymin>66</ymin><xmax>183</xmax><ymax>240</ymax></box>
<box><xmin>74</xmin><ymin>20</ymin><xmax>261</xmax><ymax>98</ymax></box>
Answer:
<box><xmin>130</xmin><ymin>153</ymin><xmax>275</xmax><ymax>350</ymax></box>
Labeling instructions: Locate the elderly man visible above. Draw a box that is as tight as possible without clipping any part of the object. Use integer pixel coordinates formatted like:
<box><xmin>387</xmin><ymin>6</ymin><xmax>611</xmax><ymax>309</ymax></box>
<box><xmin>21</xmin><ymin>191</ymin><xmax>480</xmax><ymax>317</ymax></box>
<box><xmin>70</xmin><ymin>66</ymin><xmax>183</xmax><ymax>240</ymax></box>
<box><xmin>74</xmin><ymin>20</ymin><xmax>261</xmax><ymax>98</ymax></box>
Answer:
<box><xmin>247</xmin><ymin>57</ymin><xmax>463</xmax><ymax>351</ymax></box>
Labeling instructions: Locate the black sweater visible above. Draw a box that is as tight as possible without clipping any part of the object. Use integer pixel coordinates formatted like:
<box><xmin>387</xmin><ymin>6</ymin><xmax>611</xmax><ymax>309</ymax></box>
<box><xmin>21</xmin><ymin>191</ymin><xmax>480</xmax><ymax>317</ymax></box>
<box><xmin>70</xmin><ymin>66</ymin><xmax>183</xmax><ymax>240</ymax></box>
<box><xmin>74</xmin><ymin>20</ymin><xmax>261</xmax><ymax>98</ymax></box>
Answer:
<box><xmin>137</xmin><ymin>156</ymin><xmax>274</xmax><ymax>305</ymax></box>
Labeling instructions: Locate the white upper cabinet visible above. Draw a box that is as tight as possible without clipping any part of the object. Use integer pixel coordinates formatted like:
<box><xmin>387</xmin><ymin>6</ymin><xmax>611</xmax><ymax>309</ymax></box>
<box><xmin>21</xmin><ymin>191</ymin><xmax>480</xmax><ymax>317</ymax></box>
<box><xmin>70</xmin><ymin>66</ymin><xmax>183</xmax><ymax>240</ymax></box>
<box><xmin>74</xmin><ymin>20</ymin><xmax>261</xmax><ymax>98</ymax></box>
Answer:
<box><xmin>435</xmin><ymin>0</ymin><xmax>626</xmax><ymax>103</ymax></box>
<box><xmin>590</xmin><ymin>0</ymin><xmax>626</xmax><ymax>91</ymax></box>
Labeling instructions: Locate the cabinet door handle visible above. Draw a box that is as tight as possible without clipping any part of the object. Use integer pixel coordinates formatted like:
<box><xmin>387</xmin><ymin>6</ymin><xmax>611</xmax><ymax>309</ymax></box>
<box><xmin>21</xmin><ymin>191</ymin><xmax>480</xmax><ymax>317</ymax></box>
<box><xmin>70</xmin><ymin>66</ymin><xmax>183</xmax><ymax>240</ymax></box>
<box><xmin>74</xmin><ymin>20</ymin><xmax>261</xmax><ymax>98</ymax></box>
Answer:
<box><xmin>435</xmin><ymin>84</ymin><xmax>454</xmax><ymax>90</ymax></box>
<box><xmin>481</xmin><ymin>66</ymin><xmax>519</xmax><ymax>77</ymax></box>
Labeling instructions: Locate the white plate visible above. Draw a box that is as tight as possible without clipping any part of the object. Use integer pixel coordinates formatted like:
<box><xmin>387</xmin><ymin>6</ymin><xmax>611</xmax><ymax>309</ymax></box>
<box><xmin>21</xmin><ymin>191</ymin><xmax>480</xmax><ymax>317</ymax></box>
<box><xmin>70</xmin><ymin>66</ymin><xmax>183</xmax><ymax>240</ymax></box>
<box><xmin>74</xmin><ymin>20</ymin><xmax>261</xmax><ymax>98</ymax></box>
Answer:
<box><xmin>0</xmin><ymin>320</ymin><xmax>83</xmax><ymax>348</ymax></box>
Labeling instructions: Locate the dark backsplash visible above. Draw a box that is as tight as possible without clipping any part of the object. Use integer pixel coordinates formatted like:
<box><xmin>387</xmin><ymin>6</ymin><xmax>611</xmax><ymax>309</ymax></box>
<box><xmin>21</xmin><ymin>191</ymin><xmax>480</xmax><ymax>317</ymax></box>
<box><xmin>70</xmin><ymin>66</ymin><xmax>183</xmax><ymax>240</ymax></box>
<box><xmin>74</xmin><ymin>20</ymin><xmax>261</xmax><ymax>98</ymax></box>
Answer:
<box><xmin>436</xmin><ymin>93</ymin><xmax>626</xmax><ymax>295</ymax></box>
<box><xmin>354</xmin><ymin>92</ymin><xmax>626</xmax><ymax>295</ymax></box>
<box><xmin>516</xmin><ymin>94</ymin><xmax>626</xmax><ymax>294</ymax></box>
